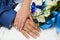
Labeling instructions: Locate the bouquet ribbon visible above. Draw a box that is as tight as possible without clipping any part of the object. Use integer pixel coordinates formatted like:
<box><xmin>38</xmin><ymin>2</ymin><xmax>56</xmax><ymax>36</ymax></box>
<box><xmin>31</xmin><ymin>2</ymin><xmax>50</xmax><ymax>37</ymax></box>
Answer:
<box><xmin>41</xmin><ymin>11</ymin><xmax>60</xmax><ymax>32</ymax></box>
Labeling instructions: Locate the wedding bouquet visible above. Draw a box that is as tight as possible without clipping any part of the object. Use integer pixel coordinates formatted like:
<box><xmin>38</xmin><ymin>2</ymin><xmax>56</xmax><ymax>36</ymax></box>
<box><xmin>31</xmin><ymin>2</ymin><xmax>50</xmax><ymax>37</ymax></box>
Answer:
<box><xmin>31</xmin><ymin>0</ymin><xmax>60</xmax><ymax>32</ymax></box>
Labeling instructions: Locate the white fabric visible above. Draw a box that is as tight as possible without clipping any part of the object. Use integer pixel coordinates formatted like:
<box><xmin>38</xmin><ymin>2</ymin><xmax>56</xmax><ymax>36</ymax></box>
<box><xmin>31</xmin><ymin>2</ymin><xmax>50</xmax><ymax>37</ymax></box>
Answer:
<box><xmin>0</xmin><ymin>27</ymin><xmax>56</xmax><ymax>40</ymax></box>
<box><xmin>57</xmin><ymin>33</ymin><xmax>60</xmax><ymax>40</ymax></box>
<box><xmin>14</xmin><ymin>0</ymin><xmax>22</xmax><ymax>3</ymax></box>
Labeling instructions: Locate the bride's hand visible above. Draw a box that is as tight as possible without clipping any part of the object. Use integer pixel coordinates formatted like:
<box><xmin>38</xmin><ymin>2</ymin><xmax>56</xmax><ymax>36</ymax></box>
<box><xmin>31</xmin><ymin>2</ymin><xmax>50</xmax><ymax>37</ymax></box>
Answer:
<box><xmin>21</xmin><ymin>19</ymin><xmax>41</xmax><ymax>38</ymax></box>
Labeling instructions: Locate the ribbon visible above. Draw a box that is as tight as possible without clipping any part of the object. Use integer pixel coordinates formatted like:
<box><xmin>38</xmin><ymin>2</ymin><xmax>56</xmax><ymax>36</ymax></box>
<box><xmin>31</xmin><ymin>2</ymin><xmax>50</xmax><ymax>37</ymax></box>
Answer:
<box><xmin>40</xmin><ymin>11</ymin><xmax>60</xmax><ymax>32</ymax></box>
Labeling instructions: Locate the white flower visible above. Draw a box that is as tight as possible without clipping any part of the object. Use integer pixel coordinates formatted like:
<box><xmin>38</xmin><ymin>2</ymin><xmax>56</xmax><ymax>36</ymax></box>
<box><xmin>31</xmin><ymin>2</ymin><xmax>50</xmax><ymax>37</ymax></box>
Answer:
<box><xmin>34</xmin><ymin>8</ymin><xmax>42</xmax><ymax>16</ymax></box>
<box><xmin>44</xmin><ymin>10</ymin><xmax>50</xmax><ymax>17</ymax></box>
<box><xmin>52</xmin><ymin>1</ymin><xmax>57</xmax><ymax>6</ymax></box>
<box><xmin>33</xmin><ymin>12</ymin><xmax>38</xmax><ymax>16</ymax></box>
<box><xmin>46</xmin><ymin>0</ymin><xmax>52</xmax><ymax>5</ymax></box>
<box><xmin>45</xmin><ymin>6</ymin><xmax>51</xmax><ymax>10</ymax></box>
<box><xmin>32</xmin><ymin>0</ymin><xmax>42</xmax><ymax>5</ymax></box>
<box><xmin>36</xmin><ymin>8</ymin><xmax>42</xmax><ymax>15</ymax></box>
<box><xmin>37</xmin><ymin>15</ymin><xmax>45</xmax><ymax>23</ymax></box>
<box><xmin>46</xmin><ymin>0</ymin><xmax>57</xmax><ymax>6</ymax></box>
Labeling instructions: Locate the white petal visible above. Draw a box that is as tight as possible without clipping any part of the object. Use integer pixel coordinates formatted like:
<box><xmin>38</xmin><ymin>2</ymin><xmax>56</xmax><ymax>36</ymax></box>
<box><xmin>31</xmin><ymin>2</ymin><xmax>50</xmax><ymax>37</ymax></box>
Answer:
<box><xmin>46</xmin><ymin>0</ymin><xmax>57</xmax><ymax>6</ymax></box>
<box><xmin>34</xmin><ymin>12</ymin><xmax>38</xmax><ymax>16</ymax></box>
<box><xmin>33</xmin><ymin>9</ymin><xmax>42</xmax><ymax>16</ymax></box>
<box><xmin>44</xmin><ymin>10</ymin><xmax>51</xmax><ymax>17</ymax></box>
<box><xmin>52</xmin><ymin>1</ymin><xmax>57</xmax><ymax>6</ymax></box>
<box><xmin>46</xmin><ymin>0</ymin><xmax>53</xmax><ymax>6</ymax></box>
<box><xmin>37</xmin><ymin>15</ymin><xmax>45</xmax><ymax>23</ymax></box>
<box><xmin>32</xmin><ymin>0</ymin><xmax>42</xmax><ymax>5</ymax></box>
<box><xmin>45</xmin><ymin>6</ymin><xmax>51</xmax><ymax>10</ymax></box>
<box><xmin>36</xmin><ymin>0</ymin><xmax>42</xmax><ymax>5</ymax></box>
<box><xmin>36</xmin><ymin>9</ymin><xmax>42</xmax><ymax>15</ymax></box>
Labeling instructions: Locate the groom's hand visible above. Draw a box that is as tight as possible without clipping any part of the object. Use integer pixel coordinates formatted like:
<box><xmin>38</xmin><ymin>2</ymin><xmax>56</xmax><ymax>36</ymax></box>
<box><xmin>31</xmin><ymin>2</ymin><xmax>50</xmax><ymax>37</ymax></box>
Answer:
<box><xmin>21</xmin><ymin>19</ymin><xmax>41</xmax><ymax>38</ymax></box>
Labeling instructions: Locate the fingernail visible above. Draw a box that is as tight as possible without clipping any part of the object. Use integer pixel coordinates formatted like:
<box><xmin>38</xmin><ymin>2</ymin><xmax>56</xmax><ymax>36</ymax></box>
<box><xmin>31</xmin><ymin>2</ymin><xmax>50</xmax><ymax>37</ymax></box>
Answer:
<box><xmin>19</xmin><ymin>27</ymin><xmax>23</xmax><ymax>31</ymax></box>
<box><xmin>26</xmin><ymin>37</ymin><xmax>30</xmax><ymax>39</ymax></box>
<box><xmin>38</xmin><ymin>29</ymin><xmax>41</xmax><ymax>32</ymax></box>
<box><xmin>19</xmin><ymin>29</ymin><xmax>21</xmax><ymax>31</ymax></box>
<box><xmin>33</xmin><ymin>36</ymin><xmax>37</xmax><ymax>39</ymax></box>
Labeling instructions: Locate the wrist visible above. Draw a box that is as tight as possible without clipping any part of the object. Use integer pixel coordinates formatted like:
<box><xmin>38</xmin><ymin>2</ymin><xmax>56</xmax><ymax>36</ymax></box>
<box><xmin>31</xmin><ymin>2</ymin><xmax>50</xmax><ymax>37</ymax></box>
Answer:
<box><xmin>22</xmin><ymin>0</ymin><xmax>32</xmax><ymax>7</ymax></box>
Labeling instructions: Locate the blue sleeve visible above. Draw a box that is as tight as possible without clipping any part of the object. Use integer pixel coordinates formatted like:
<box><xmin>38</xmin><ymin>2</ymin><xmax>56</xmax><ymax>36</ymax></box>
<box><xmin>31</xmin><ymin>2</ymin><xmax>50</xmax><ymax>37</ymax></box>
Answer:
<box><xmin>0</xmin><ymin>9</ymin><xmax>16</xmax><ymax>29</ymax></box>
<box><xmin>0</xmin><ymin>0</ymin><xmax>17</xmax><ymax>29</ymax></box>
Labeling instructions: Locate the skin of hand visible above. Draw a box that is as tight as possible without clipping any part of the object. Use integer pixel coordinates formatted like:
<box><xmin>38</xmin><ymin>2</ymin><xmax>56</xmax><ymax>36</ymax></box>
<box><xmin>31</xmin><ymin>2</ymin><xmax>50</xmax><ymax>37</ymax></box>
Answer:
<box><xmin>13</xmin><ymin>0</ymin><xmax>32</xmax><ymax>31</ymax></box>
<box><xmin>21</xmin><ymin>19</ymin><xmax>41</xmax><ymax>39</ymax></box>
<box><xmin>13</xmin><ymin>0</ymin><xmax>41</xmax><ymax>39</ymax></box>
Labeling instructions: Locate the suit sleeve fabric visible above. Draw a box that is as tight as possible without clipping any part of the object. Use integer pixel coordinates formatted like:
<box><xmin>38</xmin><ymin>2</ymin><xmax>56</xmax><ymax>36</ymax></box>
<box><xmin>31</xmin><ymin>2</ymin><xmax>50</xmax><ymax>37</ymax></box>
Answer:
<box><xmin>0</xmin><ymin>0</ymin><xmax>17</xmax><ymax>29</ymax></box>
